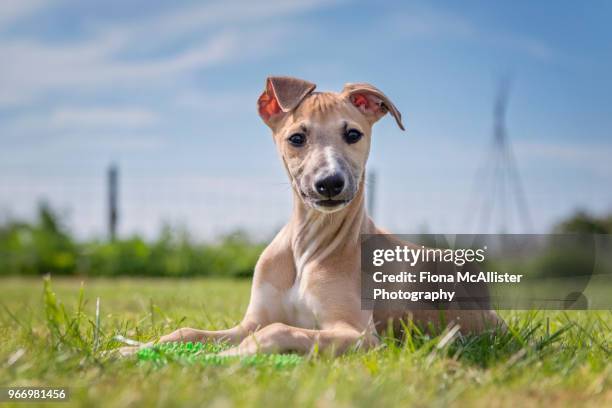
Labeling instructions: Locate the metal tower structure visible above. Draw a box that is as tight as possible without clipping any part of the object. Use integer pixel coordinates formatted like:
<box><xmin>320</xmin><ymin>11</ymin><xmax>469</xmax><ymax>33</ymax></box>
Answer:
<box><xmin>466</xmin><ymin>78</ymin><xmax>532</xmax><ymax>233</ymax></box>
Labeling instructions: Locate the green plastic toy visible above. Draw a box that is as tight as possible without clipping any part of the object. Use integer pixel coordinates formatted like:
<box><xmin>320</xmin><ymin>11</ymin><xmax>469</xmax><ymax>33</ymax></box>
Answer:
<box><xmin>136</xmin><ymin>342</ymin><xmax>302</xmax><ymax>368</ymax></box>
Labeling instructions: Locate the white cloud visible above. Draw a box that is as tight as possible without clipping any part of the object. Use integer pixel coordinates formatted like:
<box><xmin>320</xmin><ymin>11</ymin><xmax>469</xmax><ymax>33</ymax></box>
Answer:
<box><xmin>388</xmin><ymin>4</ymin><xmax>554</xmax><ymax>61</ymax></box>
<box><xmin>514</xmin><ymin>141</ymin><xmax>612</xmax><ymax>177</ymax></box>
<box><xmin>0</xmin><ymin>0</ymin><xmax>338</xmax><ymax>108</ymax></box>
<box><xmin>51</xmin><ymin>132</ymin><xmax>167</xmax><ymax>152</ymax></box>
<box><xmin>0</xmin><ymin>0</ymin><xmax>50</xmax><ymax>27</ymax></box>
<box><xmin>99</xmin><ymin>0</ymin><xmax>338</xmax><ymax>42</ymax></box>
<box><xmin>389</xmin><ymin>7</ymin><xmax>475</xmax><ymax>39</ymax></box>
<box><xmin>174</xmin><ymin>89</ymin><xmax>255</xmax><ymax>115</ymax></box>
<box><xmin>0</xmin><ymin>32</ymin><xmax>239</xmax><ymax>107</ymax></box>
<box><xmin>500</xmin><ymin>34</ymin><xmax>555</xmax><ymax>61</ymax></box>
<box><xmin>3</xmin><ymin>106</ymin><xmax>158</xmax><ymax>137</ymax></box>
<box><xmin>49</xmin><ymin>107</ymin><xmax>158</xmax><ymax>128</ymax></box>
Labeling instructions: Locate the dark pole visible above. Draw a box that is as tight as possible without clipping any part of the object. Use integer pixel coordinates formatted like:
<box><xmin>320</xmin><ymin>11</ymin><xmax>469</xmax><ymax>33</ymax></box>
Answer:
<box><xmin>108</xmin><ymin>164</ymin><xmax>119</xmax><ymax>241</ymax></box>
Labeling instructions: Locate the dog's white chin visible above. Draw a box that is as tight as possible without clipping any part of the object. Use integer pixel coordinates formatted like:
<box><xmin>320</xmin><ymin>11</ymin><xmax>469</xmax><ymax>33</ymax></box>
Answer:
<box><xmin>311</xmin><ymin>201</ymin><xmax>350</xmax><ymax>213</ymax></box>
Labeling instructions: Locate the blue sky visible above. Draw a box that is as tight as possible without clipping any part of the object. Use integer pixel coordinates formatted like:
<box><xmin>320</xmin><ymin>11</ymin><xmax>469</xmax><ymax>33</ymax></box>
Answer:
<box><xmin>0</xmin><ymin>0</ymin><xmax>611</xmax><ymax>239</ymax></box>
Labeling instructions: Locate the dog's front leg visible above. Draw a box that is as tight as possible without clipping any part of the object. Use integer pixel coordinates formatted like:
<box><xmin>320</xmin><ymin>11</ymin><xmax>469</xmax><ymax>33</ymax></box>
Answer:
<box><xmin>117</xmin><ymin>320</ymin><xmax>260</xmax><ymax>356</ymax></box>
<box><xmin>218</xmin><ymin>323</ymin><xmax>379</xmax><ymax>357</ymax></box>
<box><xmin>157</xmin><ymin>321</ymin><xmax>258</xmax><ymax>344</ymax></box>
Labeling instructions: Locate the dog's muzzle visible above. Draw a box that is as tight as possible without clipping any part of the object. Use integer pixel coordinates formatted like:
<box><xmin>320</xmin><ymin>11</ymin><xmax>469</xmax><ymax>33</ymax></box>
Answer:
<box><xmin>309</xmin><ymin>172</ymin><xmax>351</xmax><ymax>212</ymax></box>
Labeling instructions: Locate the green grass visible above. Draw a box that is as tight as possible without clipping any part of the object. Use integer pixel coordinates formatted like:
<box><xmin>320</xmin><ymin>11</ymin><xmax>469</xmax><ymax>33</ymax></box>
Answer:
<box><xmin>0</xmin><ymin>277</ymin><xmax>610</xmax><ymax>407</ymax></box>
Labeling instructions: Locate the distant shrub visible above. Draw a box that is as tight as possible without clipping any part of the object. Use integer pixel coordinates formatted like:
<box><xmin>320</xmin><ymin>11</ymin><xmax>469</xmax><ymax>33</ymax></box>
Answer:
<box><xmin>0</xmin><ymin>203</ymin><xmax>77</xmax><ymax>276</ymax></box>
<box><xmin>554</xmin><ymin>210</ymin><xmax>612</xmax><ymax>234</ymax></box>
<box><xmin>534</xmin><ymin>248</ymin><xmax>595</xmax><ymax>279</ymax></box>
<box><xmin>0</xmin><ymin>204</ymin><xmax>265</xmax><ymax>278</ymax></box>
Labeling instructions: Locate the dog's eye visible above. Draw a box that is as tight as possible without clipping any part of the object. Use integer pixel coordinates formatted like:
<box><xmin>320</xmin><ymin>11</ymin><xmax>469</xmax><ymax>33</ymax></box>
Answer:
<box><xmin>344</xmin><ymin>128</ymin><xmax>363</xmax><ymax>144</ymax></box>
<box><xmin>288</xmin><ymin>133</ymin><xmax>306</xmax><ymax>147</ymax></box>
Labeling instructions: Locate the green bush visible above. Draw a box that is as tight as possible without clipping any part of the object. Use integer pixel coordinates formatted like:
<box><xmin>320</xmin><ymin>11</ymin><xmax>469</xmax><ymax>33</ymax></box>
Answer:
<box><xmin>533</xmin><ymin>248</ymin><xmax>595</xmax><ymax>279</ymax></box>
<box><xmin>0</xmin><ymin>203</ymin><xmax>77</xmax><ymax>276</ymax></box>
<box><xmin>554</xmin><ymin>210</ymin><xmax>612</xmax><ymax>234</ymax></box>
<box><xmin>0</xmin><ymin>204</ymin><xmax>265</xmax><ymax>278</ymax></box>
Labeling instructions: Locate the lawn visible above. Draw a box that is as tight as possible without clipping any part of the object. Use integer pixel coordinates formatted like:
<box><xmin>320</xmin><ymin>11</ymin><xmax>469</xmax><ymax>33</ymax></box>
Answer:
<box><xmin>0</xmin><ymin>277</ymin><xmax>610</xmax><ymax>407</ymax></box>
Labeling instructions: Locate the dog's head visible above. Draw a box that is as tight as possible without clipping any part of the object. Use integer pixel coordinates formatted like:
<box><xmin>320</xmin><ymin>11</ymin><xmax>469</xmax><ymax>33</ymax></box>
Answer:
<box><xmin>258</xmin><ymin>76</ymin><xmax>404</xmax><ymax>213</ymax></box>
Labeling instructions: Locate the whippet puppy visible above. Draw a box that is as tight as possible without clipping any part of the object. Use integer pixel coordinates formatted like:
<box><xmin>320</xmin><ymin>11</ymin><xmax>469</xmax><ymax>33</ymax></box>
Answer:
<box><xmin>120</xmin><ymin>77</ymin><xmax>503</xmax><ymax>357</ymax></box>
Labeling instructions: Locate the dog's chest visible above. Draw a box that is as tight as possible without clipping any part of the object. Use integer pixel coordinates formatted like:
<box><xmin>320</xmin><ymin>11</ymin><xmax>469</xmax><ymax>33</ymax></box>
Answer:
<box><xmin>281</xmin><ymin>272</ymin><xmax>322</xmax><ymax>329</ymax></box>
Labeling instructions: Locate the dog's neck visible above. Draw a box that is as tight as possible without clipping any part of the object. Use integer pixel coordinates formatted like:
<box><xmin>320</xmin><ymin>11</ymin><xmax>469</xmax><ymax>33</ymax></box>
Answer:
<box><xmin>289</xmin><ymin>178</ymin><xmax>373</xmax><ymax>275</ymax></box>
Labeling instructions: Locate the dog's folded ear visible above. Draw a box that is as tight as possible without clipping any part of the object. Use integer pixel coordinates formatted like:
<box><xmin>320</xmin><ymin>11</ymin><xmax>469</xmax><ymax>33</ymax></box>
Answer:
<box><xmin>257</xmin><ymin>76</ymin><xmax>316</xmax><ymax>127</ymax></box>
<box><xmin>342</xmin><ymin>83</ymin><xmax>405</xmax><ymax>130</ymax></box>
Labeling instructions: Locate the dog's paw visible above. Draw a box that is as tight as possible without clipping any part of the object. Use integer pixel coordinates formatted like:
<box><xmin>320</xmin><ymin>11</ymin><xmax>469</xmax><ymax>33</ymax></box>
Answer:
<box><xmin>116</xmin><ymin>346</ymin><xmax>142</xmax><ymax>357</ymax></box>
<box><xmin>218</xmin><ymin>344</ymin><xmax>261</xmax><ymax>357</ymax></box>
<box><xmin>217</xmin><ymin>347</ymin><xmax>242</xmax><ymax>357</ymax></box>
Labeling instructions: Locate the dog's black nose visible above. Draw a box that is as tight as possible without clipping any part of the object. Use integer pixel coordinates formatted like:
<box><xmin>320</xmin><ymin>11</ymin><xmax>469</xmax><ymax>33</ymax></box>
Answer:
<box><xmin>315</xmin><ymin>174</ymin><xmax>345</xmax><ymax>198</ymax></box>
